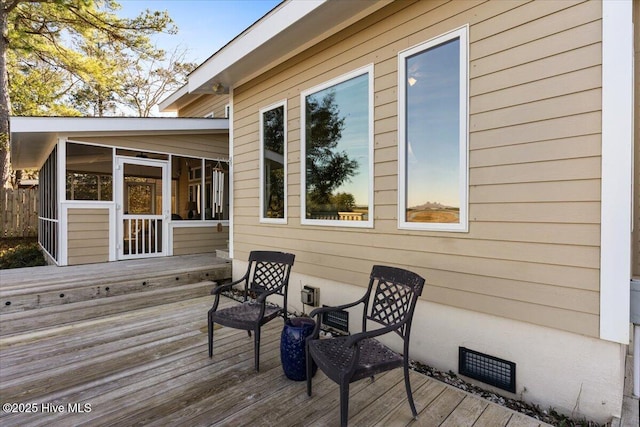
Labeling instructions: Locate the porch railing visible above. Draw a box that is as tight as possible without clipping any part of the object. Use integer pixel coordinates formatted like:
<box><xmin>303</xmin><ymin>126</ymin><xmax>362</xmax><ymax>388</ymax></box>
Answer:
<box><xmin>123</xmin><ymin>217</ymin><xmax>163</xmax><ymax>256</ymax></box>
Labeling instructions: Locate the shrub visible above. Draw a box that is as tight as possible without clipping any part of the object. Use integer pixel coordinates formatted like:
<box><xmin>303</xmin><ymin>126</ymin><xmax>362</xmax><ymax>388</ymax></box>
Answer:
<box><xmin>0</xmin><ymin>241</ymin><xmax>46</xmax><ymax>269</ymax></box>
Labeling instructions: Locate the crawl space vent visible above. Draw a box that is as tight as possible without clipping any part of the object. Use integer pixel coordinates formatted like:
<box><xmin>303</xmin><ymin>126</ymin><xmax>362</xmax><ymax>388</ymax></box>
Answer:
<box><xmin>321</xmin><ymin>306</ymin><xmax>349</xmax><ymax>334</ymax></box>
<box><xmin>459</xmin><ymin>347</ymin><xmax>516</xmax><ymax>393</ymax></box>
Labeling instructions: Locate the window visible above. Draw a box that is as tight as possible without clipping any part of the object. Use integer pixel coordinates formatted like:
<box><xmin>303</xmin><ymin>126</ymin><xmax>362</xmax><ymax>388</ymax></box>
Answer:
<box><xmin>260</xmin><ymin>101</ymin><xmax>287</xmax><ymax>222</ymax></box>
<box><xmin>398</xmin><ymin>27</ymin><xmax>468</xmax><ymax>232</ymax></box>
<box><xmin>301</xmin><ymin>65</ymin><xmax>373</xmax><ymax>227</ymax></box>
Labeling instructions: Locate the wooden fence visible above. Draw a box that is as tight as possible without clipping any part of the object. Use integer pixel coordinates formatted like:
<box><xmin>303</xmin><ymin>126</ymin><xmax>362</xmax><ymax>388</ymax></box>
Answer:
<box><xmin>1</xmin><ymin>188</ymin><xmax>39</xmax><ymax>238</ymax></box>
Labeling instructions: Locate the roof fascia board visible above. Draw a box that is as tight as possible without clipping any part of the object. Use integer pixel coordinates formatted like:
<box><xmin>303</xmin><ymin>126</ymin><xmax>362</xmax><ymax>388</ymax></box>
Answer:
<box><xmin>187</xmin><ymin>0</ymin><xmax>326</xmax><ymax>93</ymax></box>
<box><xmin>10</xmin><ymin>116</ymin><xmax>227</xmax><ymax>133</ymax></box>
<box><xmin>230</xmin><ymin>0</ymin><xmax>392</xmax><ymax>90</ymax></box>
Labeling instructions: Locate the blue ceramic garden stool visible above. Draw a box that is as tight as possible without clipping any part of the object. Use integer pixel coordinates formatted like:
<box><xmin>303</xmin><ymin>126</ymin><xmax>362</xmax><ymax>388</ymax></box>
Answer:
<box><xmin>280</xmin><ymin>317</ymin><xmax>318</xmax><ymax>381</ymax></box>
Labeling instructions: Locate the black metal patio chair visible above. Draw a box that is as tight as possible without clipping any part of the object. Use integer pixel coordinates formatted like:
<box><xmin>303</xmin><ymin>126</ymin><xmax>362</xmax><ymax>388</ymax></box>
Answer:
<box><xmin>208</xmin><ymin>250</ymin><xmax>295</xmax><ymax>371</ymax></box>
<box><xmin>305</xmin><ymin>265</ymin><xmax>425</xmax><ymax>426</ymax></box>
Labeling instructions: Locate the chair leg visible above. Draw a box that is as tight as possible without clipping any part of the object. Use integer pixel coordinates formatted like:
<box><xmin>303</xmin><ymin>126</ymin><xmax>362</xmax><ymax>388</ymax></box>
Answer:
<box><xmin>306</xmin><ymin>344</ymin><xmax>313</xmax><ymax>396</ymax></box>
<box><xmin>403</xmin><ymin>362</ymin><xmax>418</xmax><ymax>419</ymax></box>
<box><xmin>208</xmin><ymin>311</ymin><xmax>214</xmax><ymax>358</ymax></box>
<box><xmin>340</xmin><ymin>382</ymin><xmax>349</xmax><ymax>427</ymax></box>
<box><xmin>253</xmin><ymin>328</ymin><xmax>260</xmax><ymax>371</ymax></box>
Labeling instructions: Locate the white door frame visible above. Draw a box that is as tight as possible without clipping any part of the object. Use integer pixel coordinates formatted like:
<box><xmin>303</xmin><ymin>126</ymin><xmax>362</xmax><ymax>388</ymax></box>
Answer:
<box><xmin>115</xmin><ymin>156</ymin><xmax>170</xmax><ymax>260</ymax></box>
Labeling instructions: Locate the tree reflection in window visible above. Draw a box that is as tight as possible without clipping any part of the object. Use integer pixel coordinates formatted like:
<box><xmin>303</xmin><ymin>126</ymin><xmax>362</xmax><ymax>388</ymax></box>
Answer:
<box><xmin>303</xmin><ymin>71</ymin><xmax>370</xmax><ymax>223</ymax></box>
<box><xmin>262</xmin><ymin>104</ymin><xmax>286</xmax><ymax>219</ymax></box>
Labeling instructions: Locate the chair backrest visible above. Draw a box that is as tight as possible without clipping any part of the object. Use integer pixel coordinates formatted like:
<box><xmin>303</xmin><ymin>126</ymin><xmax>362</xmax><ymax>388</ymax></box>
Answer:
<box><xmin>247</xmin><ymin>250</ymin><xmax>295</xmax><ymax>297</ymax></box>
<box><xmin>363</xmin><ymin>265</ymin><xmax>425</xmax><ymax>339</ymax></box>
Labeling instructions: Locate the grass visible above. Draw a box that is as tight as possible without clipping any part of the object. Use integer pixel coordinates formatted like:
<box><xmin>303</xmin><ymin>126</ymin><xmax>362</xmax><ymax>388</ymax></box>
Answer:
<box><xmin>0</xmin><ymin>237</ymin><xmax>46</xmax><ymax>269</ymax></box>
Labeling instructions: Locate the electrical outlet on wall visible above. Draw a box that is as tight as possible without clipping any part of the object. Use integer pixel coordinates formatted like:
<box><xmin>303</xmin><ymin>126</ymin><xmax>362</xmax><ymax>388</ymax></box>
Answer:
<box><xmin>301</xmin><ymin>285</ymin><xmax>319</xmax><ymax>307</ymax></box>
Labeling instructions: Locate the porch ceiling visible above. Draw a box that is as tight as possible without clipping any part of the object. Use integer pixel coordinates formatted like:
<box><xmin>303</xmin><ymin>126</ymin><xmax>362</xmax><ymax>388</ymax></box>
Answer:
<box><xmin>10</xmin><ymin>116</ymin><xmax>229</xmax><ymax>169</ymax></box>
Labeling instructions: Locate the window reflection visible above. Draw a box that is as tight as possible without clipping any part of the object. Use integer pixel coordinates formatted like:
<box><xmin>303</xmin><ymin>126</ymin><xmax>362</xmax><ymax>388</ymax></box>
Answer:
<box><xmin>262</xmin><ymin>105</ymin><xmax>286</xmax><ymax>219</ymax></box>
<box><xmin>304</xmin><ymin>72</ymin><xmax>370</xmax><ymax>222</ymax></box>
<box><xmin>405</xmin><ymin>37</ymin><xmax>461</xmax><ymax>224</ymax></box>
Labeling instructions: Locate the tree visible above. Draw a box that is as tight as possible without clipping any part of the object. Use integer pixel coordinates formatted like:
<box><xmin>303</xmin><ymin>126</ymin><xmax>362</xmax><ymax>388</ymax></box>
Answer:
<box><xmin>0</xmin><ymin>0</ymin><xmax>176</xmax><ymax>187</ymax></box>
<box><xmin>8</xmin><ymin>52</ymin><xmax>81</xmax><ymax>117</ymax></box>
<box><xmin>120</xmin><ymin>46</ymin><xmax>196</xmax><ymax>117</ymax></box>
<box><xmin>305</xmin><ymin>91</ymin><xmax>358</xmax><ymax>209</ymax></box>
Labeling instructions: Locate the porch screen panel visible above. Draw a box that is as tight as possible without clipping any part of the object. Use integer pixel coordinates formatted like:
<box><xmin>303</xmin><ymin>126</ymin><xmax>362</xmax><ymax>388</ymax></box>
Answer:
<box><xmin>66</xmin><ymin>143</ymin><xmax>113</xmax><ymax>201</ymax></box>
<box><xmin>39</xmin><ymin>146</ymin><xmax>58</xmax><ymax>261</ymax></box>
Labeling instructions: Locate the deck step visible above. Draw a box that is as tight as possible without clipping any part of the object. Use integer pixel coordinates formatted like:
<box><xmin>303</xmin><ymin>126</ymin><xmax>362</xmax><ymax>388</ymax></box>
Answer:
<box><xmin>0</xmin><ymin>254</ymin><xmax>231</xmax><ymax>315</ymax></box>
<box><xmin>1</xmin><ymin>263</ymin><xmax>231</xmax><ymax>314</ymax></box>
<box><xmin>0</xmin><ymin>281</ymin><xmax>217</xmax><ymax>338</ymax></box>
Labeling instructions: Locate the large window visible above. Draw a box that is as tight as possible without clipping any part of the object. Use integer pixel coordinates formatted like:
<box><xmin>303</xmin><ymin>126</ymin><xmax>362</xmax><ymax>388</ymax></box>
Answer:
<box><xmin>301</xmin><ymin>65</ymin><xmax>373</xmax><ymax>227</ymax></box>
<box><xmin>260</xmin><ymin>101</ymin><xmax>287</xmax><ymax>222</ymax></box>
<box><xmin>398</xmin><ymin>27</ymin><xmax>468</xmax><ymax>232</ymax></box>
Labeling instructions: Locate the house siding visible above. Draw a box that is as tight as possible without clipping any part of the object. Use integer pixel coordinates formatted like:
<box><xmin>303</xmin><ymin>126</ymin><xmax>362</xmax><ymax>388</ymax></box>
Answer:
<box><xmin>67</xmin><ymin>208</ymin><xmax>110</xmax><ymax>265</ymax></box>
<box><xmin>230</xmin><ymin>0</ymin><xmax>602</xmax><ymax>337</ymax></box>
<box><xmin>179</xmin><ymin>95</ymin><xmax>230</xmax><ymax>118</ymax></box>
<box><xmin>172</xmin><ymin>225</ymin><xmax>229</xmax><ymax>255</ymax></box>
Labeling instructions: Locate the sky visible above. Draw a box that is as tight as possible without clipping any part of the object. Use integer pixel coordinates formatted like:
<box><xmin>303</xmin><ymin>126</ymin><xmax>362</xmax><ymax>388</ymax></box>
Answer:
<box><xmin>118</xmin><ymin>0</ymin><xmax>282</xmax><ymax>65</ymax></box>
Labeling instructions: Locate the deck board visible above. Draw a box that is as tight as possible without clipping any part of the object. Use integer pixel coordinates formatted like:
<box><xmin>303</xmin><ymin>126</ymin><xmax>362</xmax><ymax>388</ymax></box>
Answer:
<box><xmin>0</xmin><ymin>294</ymin><xmax>551</xmax><ymax>426</ymax></box>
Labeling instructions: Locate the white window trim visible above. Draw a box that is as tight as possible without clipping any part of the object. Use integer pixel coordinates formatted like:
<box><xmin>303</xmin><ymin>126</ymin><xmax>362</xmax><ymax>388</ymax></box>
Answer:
<box><xmin>259</xmin><ymin>100</ymin><xmax>288</xmax><ymax>224</ymax></box>
<box><xmin>397</xmin><ymin>26</ymin><xmax>469</xmax><ymax>232</ymax></box>
<box><xmin>300</xmin><ymin>64</ymin><xmax>374</xmax><ymax>228</ymax></box>
<box><xmin>224</xmin><ymin>104</ymin><xmax>230</xmax><ymax>118</ymax></box>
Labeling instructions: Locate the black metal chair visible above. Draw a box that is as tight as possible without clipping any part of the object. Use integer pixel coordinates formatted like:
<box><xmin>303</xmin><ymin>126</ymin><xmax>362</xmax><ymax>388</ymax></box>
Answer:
<box><xmin>305</xmin><ymin>265</ymin><xmax>425</xmax><ymax>426</ymax></box>
<box><xmin>208</xmin><ymin>250</ymin><xmax>295</xmax><ymax>371</ymax></box>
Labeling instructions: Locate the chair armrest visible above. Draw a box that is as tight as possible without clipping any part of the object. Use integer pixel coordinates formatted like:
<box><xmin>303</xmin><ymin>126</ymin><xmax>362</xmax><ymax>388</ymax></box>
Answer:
<box><xmin>307</xmin><ymin>298</ymin><xmax>366</xmax><ymax>339</ymax></box>
<box><xmin>255</xmin><ymin>287</ymin><xmax>280</xmax><ymax>304</ymax></box>
<box><xmin>308</xmin><ymin>298</ymin><xmax>364</xmax><ymax>318</ymax></box>
<box><xmin>211</xmin><ymin>276</ymin><xmax>246</xmax><ymax>295</ymax></box>
<box><xmin>344</xmin><ymin>322</ymin><xmax>404</xmax><ymax>348</ymax></box>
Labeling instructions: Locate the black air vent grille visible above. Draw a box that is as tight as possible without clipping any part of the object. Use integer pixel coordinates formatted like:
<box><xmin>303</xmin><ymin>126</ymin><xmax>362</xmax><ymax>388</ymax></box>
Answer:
<box><xmin>321</xmin><ymin>306</ymin><xmax>349</xmax><ymax>333</ymax></box>
<box><xmin>459</xmin><ymin>347</ymin><xmax>516</xmax><ymax>393</ymax></box>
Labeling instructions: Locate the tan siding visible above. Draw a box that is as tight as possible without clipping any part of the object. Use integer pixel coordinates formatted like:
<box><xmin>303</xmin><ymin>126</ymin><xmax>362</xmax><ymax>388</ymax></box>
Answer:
<box><xmin>76</xmin><ymin>134</ymin><xmax>229</xmax><ymax>159</ymax></box>
<box><xmin>67</xmin><ymin>208</ymin><xmax>109</xmax><ymax>265</ymax></box>
<box><xmin>178</xmin><ymin>94</ymin><xmax>230</xmax><ymax>118</ymax></box>
<box><xmin>231</xmin><ymin>0</ymin><xmax>603</xmax><ymax>337</ymax></box>
<box><xmin>172</xmin><ymin>226</ymin><xmax>228</xmax><ymax>255</ymax></box>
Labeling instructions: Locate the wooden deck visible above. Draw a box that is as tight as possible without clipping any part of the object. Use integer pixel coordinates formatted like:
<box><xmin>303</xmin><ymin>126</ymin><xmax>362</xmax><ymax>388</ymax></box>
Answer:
<box><xmin>0</xmin><ymin>254</ymin><xmax>231</xmax><ymax>314</ymax></box>
<box><xmin>0</xmin><ymin>294</ymin><xmax>550</xmax><ymax>426</ymax></box>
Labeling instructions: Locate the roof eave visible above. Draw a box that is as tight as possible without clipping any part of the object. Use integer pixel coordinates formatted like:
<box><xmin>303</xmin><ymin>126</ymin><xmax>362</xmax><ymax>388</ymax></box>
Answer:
<box><xmin>162</xmin><ymin>0</ymin><xmax>390</xmax><ymax>112</ymax></box>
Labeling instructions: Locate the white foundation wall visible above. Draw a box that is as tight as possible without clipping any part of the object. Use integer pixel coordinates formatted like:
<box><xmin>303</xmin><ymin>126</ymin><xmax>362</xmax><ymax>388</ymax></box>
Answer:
<box><xmin>232</xmin><ymin>261</ymin><xmax>625</xmax><ymax>424</ymax></box>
